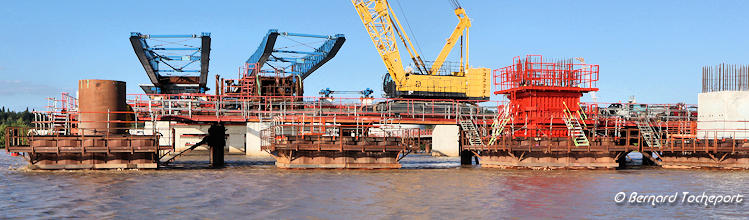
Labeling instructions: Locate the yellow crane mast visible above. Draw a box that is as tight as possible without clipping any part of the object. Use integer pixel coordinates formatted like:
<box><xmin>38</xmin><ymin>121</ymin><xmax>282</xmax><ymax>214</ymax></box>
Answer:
<box><xmin>352</xmin><ymin>0</ymin><xmax>491</xmax><ymax>100</ymax></box>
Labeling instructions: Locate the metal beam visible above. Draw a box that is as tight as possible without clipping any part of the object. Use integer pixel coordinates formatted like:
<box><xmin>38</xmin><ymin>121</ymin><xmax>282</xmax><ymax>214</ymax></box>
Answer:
<box><xmin>246</xmin><ymin>29</ymin><xmax>280</xmax><ymax>71</ymax></box>
<box><xmin>129</xmin><ymin>32</ymin><xmax>160</xmax><ymax>85</ymax></box>
<box><xmin>199</xmin><ymin>32</ymin><xmax>211</xmax><ymax>88</ymax></box>
<box><xmin>297</xmin><ymin>34</ymin><xmax>345</xmax><ymax>80</ymax></box>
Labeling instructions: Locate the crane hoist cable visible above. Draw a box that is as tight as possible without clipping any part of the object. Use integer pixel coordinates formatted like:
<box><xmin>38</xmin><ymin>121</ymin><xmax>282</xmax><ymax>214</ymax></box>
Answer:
<box><xmin>449</xmin><ymin>0</ymin><xmax>461</xmax><ymax>9</ymax></box>
<box><xmin>393</xmin><ymin>0</ymin><xmax>424</xmax><ymax>68</ymax></box>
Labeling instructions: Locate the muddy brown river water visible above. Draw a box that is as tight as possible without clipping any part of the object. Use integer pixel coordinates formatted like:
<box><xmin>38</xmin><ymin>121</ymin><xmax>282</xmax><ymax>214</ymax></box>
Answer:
<box><xmin>0</xmin><ymin>153</ymin><xmax>746</xmax><ymax>219</ymax></box>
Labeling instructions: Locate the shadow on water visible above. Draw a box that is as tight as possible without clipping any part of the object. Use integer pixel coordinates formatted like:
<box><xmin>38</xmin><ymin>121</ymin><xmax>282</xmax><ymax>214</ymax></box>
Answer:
<box><xmin>1</xmin><ymin>150</ymin><xmax>666</xmax><ymax>171</ymax></box>
<box><xmin>86</xmin><ymin>151</ymin><xmax>662</xmax><ymax>171</ymax></box>
<box><xmin>160</xmin><ymin>152</ymin><xmax>464</xmax><ymax>170</ymax></box>
<box><xmin>159</xmin><ymin>153</ymin><xmax>276</xmax><ymax>170</ymax></box>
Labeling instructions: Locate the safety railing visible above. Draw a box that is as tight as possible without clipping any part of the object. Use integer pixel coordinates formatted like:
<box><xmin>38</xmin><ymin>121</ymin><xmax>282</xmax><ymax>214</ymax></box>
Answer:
<box><xmin>260</xmin><ymin>120</ymin><xmax>425</xmax><ymax>151</ymax></box>
<box><xmin>5</xmin><ymin>127</ymin><xmax>31</xmax><ymax>150</ymax></box>
<box><xmin>592</xmin><ymin>101</ymin><xmax>697</xmax><ymax>121</ymax></box>
<box><xmin>494</xmin><ymin>55</ymin><xmax>599</xmax><ymax>92</ymax></box>
<box><xmin>656</xmin><ymin>123</ymin><xmax>749</xmax><ymax>153</ymax></box>
<box><xmin>693</xmin><ymin>120</ymin><xmax>749</xmax><ymax>139</ymax></box>
<box><xmin>4</xmin><ymin>126</ymin><xmax>161</xmax><ymax>155</ymax></box>
<box><xmin>126</xmin><ymin>93</ymin><xmax>505</xmax><ymax>124</ymax></box>
<box><xmin>29</xmin><ymin>110</ymin><xmax>154</xmax><ymax>136</ymax></box>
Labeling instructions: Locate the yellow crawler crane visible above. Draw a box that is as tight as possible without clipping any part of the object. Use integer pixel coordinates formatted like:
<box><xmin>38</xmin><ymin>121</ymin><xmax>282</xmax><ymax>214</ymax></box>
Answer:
<box><xmin>352</xmin><ymin>0</ymin><xmax>491</xmax><ymax>100</ymax></box>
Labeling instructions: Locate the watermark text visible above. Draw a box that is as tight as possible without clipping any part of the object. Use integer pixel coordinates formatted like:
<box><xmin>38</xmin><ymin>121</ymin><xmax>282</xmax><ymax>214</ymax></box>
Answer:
<box><xmin>614</xmin><ymin>192</ymin><xmax>743</xmax><ymax>207</ymax></box>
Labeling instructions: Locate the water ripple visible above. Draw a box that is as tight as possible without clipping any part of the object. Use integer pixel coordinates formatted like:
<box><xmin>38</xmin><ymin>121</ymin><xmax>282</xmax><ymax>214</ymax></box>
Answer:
<box><xmin>0</xmin><ymin>153</ymin><xmax>747</xmax><ymax>219</ymax></box>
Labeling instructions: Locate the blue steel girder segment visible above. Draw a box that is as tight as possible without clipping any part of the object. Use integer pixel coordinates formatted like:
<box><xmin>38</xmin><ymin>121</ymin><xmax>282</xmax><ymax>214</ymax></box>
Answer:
<box><xmin>129</xmin><ymin>32</ymin><xmax>211</xmax><ymax>91</ymax></box>
<box><xmin>246</xmin><ymin>29</ymin><xmax>280</xmax><ymax>69</ymax></box>
<box><xmin>129</xmin><ymin>33</ymin><xmax>160</xmax><ymax>85</ymax></box>
<box><xmin>199</xmin><ymin>33</ymin><xmax>210</xmax><ymax>87</ymax></box>
<box><xmin>245</xmin><ymin>29</ymin><xmax>345</xmax><ymax>80</ymax></box>
<box><xmin>295</xmin><ymin>33</ymin><xmax>344</xmax><ymax>80</ymax></box>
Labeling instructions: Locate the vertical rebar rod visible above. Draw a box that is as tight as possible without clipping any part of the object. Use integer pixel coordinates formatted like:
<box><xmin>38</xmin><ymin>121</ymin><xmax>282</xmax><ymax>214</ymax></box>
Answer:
<box><xmin>702</xmin><ymin>63</ymin><xmax>749</xmax><ymax>92</ymax></box>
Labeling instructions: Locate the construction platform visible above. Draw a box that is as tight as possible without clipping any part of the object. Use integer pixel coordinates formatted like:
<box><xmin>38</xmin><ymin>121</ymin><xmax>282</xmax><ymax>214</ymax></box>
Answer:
<box><xmin>7</xmin><ymin>57</ymin><xmax>749</xmax><ymax>170</ymax></box>
<box><xmin>463</xmin><ymin>137</ymin><xmax>749</xmax><ymax>169</ymax></box>
<box><xmin>11</xmin><ymin>87</ymin><xmax>749</xmax><ymax>170</ymax></box>
<box><xmin>648</xmin><ymin>138</ymin><xmax>749</xmax><ymax>169</ymax></box>
<box><xmin>259</xmin><ymin>120</ymin><xmax>423</xmax><ymax>168</ymax></box>
<box><xmin>5</xmin><ymin>128</ymin><xmax>164</xmax><ymax>170</ymax></box>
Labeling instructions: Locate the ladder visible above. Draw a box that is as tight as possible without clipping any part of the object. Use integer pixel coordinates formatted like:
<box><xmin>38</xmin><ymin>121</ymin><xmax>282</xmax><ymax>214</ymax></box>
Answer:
<box><xmin>49</xmin><ymin>112</ymin><xmax>71</xmax><ymax>135</ymax></box>
<box><xmin>562</xmin><ymin>115</ymin><xmax>590</xmax><ymax>147</ymax></box>
<box><xmin>488</xmin><ymin>105</ymin><xmax>511</xmax><ymax>145</ymax></box>
<box><xmin>271</xmin><ymin>115</ymin><xmax>282</xmax><ymax>136</ymax></box>
<box><xmin>562</xmin><ymin>102</ymin><xmax>590</xmax><ymax>147</ymax></box>
<box><xmin>635</xmin><ymin>118</ymin><xmax>661</xmax><ymax>148</ymax></box>
<box><xmin>459</xmin><ymin>118</ymin><xmax>484</xmax><ymax>146</ymax></box>
<box><xmin>577</xmin><ymin>103</ymin><xmax>589</xmax><ymax>129</ymax></box>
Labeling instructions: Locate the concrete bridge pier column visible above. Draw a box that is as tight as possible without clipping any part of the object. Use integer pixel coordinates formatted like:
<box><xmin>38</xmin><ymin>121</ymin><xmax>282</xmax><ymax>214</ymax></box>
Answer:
<box><xmin>246</xmin><ymin>122</ymin><xmax>271</xmax><ymax>157</ymax></box>
<box><xmin>431</xmin><ymin>125</ymin><xmax>459</xmax><ymax>157</ymax></box>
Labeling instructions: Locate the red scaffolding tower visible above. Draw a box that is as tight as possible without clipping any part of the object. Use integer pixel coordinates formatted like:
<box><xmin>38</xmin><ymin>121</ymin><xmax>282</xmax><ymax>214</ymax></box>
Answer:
<box><xmin>494</xmin><ymin>55</ymin><xmax>599</xmax><ymax>137</ymax></box>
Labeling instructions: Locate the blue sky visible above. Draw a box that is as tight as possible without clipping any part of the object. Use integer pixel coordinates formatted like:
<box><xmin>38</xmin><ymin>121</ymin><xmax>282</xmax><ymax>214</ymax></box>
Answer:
<box><xmin>1</xmin><ymin>0</ymin><xmax>748</xmax><ymax>111</ymax></box>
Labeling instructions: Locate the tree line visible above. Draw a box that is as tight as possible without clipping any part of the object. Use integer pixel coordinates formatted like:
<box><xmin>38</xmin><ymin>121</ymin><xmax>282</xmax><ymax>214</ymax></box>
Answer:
<box><xmin>0</xmin><ymin>107</ymin><xmax>34</xmax><ymax>147</ymax></box>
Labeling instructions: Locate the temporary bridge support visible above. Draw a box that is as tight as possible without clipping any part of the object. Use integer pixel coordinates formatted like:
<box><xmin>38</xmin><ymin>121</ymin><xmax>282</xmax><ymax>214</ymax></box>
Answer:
<box><xmin>263</xmin><ymin>135</ymin><xmax>412</xmax><ymax>169</ymax></box>
<box><xmin>476</xmin><ymin>151</ymin><xmax>624</xmax><ymax>170</ymax></box>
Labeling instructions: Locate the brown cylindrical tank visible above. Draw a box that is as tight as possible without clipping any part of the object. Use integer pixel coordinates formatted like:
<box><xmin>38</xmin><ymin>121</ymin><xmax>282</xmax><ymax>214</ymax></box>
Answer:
<box><xmin>78</xmin><ymin>79</ymin><xmax>128</xmax><ymax>135</ymax></box>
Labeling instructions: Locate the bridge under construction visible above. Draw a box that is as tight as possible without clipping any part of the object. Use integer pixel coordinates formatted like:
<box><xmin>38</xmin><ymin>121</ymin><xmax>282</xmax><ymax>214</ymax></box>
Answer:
<box><xmin>5</xmin><ymin>0</ymin><xmax>749</xmax><ymax>170</ymax></box>
<box><xmin>6</xmin><ymin>54</ymin><xmax>749</xmax><ymax>169</ymax></box>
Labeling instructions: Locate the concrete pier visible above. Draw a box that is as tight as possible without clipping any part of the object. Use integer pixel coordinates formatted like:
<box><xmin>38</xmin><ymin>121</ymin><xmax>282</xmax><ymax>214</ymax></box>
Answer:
<box><xmin>226</xmin><ymin>125</ymin><xmax>246</xmax><ymax>153</ymax></box>
<box><xmin>697</xmin><ymin>91</ymin><xmax>749</xmax><ymax>139</ymax></box>
<box><xmin>432</xmin><ymin>125</ymin><xmax>459</xmax><ymax>157</ymax></box>
<box><xmin>246</xmin><ymin>122</ymin><xmax>271</xmax><ymax>157</ymax></box>
<box><xmin>143</xmin><ymin>121</ymin><xmax>173</xmax><ymax>146</ymax></box>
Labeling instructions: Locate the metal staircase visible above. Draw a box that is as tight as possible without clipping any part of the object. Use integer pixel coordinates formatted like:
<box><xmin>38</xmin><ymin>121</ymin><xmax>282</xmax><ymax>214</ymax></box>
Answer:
<box><xmin>488</xmin><ymin>105</ymin><xmax>511</xmax><ymax>145</ymax></box>
<box><xmin>51</xmin><ymin>112</ymin><xmax>72</xmax><ymax>135</ymax></box>
<box><xmin>577</xmin><ymin>104</ymin><xmax>589</xmax><ymax>129</ymax></box>
<box><xmin>459</xmin><ymin>118</ymin><xmax>484</xmax><ymax>146</ymax></box>
<box><xmin>635</xmin><ymin>118</ymin><xmax>661</xmax><ymax>148</ymax></box>
<box><xmin>562</xmin><ymin>115</ymin><xmax>590</xmax><ymax>147</ymax></box>
<box><xmin>562</xmin><ymin>102</ymin><xmax>590</xmax><ymax>147</ymax></box>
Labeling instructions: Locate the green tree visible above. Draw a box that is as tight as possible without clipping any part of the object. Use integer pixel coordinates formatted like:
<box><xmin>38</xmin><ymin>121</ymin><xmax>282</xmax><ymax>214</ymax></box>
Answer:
<box><xmin>0</xmin><ymin>106</ymin><xmax>33</xmax><ymax>148</ymax></box>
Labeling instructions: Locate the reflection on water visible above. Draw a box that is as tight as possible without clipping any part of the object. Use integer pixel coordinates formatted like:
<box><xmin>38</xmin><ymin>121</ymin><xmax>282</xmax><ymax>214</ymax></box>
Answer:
<box><xmin>0</xmin><ymin>154</ymin><xmax>746</xmax><ymax>219</ymax></box>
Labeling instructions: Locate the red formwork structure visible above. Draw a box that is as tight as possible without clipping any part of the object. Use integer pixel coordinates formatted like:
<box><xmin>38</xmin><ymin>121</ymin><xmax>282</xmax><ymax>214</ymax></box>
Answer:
<box><xmin>494</xmin><ymin>55</ymin><xmax>599</xmax><ymax>137</ymax></box>
<box><xmin>222</xmin><ymin>63</ymin><xmax>261</xmax><ymax>97</ymax></box>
